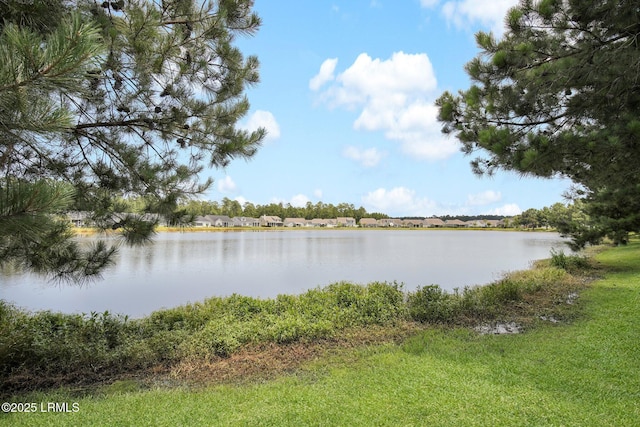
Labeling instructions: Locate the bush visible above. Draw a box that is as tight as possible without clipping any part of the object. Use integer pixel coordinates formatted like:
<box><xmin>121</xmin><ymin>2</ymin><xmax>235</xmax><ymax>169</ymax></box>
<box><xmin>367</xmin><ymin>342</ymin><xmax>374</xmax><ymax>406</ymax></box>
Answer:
<box><xmin>222</xmin><ymin>294</ymin><xmax>274</xmax><ymax>320</ymax></box>
<box><xmin>323</xmin><ymin>281</ymin><xmax>405</xmax><ymax>327</ymax></box>
<box><xmin>265</xmin><ymin>314</ymin><xmax>317</xmax><ymax>344</ymax></box>
<box><xmin>407</xmin><ymin>285</ymin><xmax>458</xmax><ymax>323</ymax></box>
<box><xmin>550</xmin><ymin>248</ymin><xmax>590</xmax><ymax>272</ymax></box>
<box><xmin>0</xmin><ymin>306</ymin><xmax>150</xmax><ymax>382</ymax></box>
<box><xmin>505</xmin><ymin>267</ymin><xmax>570</xmax><ymax>293</ymax></box>
<box><xmin>361</xmin><ymin>281</ymin><xmax>406</xmax><ymax>324</ymax></box>
<box><xmin>144</xmin><ymin>329</ymin><xmax>189</xmax><ymax>362</ymax></box>
<box><xmin>480</xmin><ymin>279</ymin><xmax>522</xmax><ymax>305</ymax></box>
<box><xmin>327</xmin><ymin>282</ymin><xmax>365</xmax><ymax>309</ymax></box>
<box><xmin>457</xmin><ymin>278</ymin><xmax>523</xmax><ymax>320</ymax></box>
<box><xmin>179</xmin><ymin>318</ymin><xmax>242</xmax><ymax>359</ymax></box>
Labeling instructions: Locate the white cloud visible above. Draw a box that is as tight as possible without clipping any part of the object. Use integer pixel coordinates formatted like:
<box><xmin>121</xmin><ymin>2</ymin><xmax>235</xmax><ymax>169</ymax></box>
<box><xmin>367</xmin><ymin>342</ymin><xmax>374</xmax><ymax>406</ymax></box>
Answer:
<box><xmin>290</xmin><ymin>194</ymin><xmax>310</xmax><ymax>208</ymax></box>
<box><xmin>440</xmin><ymin>0</ymin><xmax>518</xmax><ymax>36</ymax></box>
<box><xmin>240</xmin><ymin>110</ymin><xmax>281</xmax><ymax>141</ymax></box>
<box><xmin>269</xmin><ymin>194</ymin><xmax>311</xmax><ymax>208</ymax></box>
<box><xmin>314</xmin><ymin>51</ymin><xmax>458</xmax><ymax>161</ymax></box>
<box><xmin>227</xmin><ymin>192</ymin><xmax>519</xmax><ymax>218</ymax></box>
<box><xmin>309</xmin><ymin>58</ymin><xmax>338</xmax><ymax>91</ymax></box>
<box><xmin>486</xmin><ymin>203</ymin><xmax>522</xmax><ymax>216</ymax></box>
<box><xmin>361</xmin><ymin>187</ymin><xmax>521</xmax><ymax>217</ymax></box>
<box><xmin>217</xmin><ymin>176</ymin><xmax>237</xmax><ymax>193</ymax></box>
<box><xmin>466</xmin><ymin>190</ymin><xmax>502</xmax><ymax>206</ymax></box>
<box><xmin>343</xmin><ymin>146</ymin><xmax>385</xmax><ymax>167</ymax></box>
<box><xmin>362</xmin><ymin>187</ymin><xmax>437</xmax><ymax>216</ymax></box>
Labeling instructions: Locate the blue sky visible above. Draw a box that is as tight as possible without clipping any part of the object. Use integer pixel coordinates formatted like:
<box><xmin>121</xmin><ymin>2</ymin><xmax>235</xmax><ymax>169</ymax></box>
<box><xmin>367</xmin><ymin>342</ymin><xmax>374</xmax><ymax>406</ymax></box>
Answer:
<box><xmin>206</xmin><ymin>0</ymin><xmax>571</xmax><ymax>217</ymax></box>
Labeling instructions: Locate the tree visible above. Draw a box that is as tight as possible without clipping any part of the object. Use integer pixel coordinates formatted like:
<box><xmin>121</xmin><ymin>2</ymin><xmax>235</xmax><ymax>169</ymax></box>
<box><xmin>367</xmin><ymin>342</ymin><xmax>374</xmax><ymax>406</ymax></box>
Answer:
<box><xmin>437</xmin><ymin>0</ymin><xmax>640</xmax><ymax>247</ymax></box>
<box><xmin>514</xmin><ymin>208</ymin><xmax>542</xmax><ymax>229</ymax></box>
<box><xmin>241</xmin><ymin>201</ymin><xmax>257</xmax><ymax>218</ymax></box>
<box><xmin>1</xmin><ymin>0</ymin><xmax>264</xmax><ymax>281</ymax></box>
<box><xmin>221</xmin><ymin>197</ymin><xmax>242</xmax><ymax>217</ymax></box>
<box><xmin>545</xmin><ymin>200</ymin><xmax>598</xmax><ymax>250</ymax></box>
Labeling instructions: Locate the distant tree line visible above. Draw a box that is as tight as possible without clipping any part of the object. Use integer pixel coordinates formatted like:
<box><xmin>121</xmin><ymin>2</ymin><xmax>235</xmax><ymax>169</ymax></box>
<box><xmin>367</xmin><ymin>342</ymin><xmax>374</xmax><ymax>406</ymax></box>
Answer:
<box><xmin>177</xmin><ymin>199</ymin><xmax>390</xmax><ymax>222</ymax></box>
<box><xmin>426</xmin><ymin>214</ymin><xmax>507</xmax><ymax>222</ymax></box>
<box><xmin>510</xmin><ymin>202</ymin><xmax>596</xmax><ymax>250</ymax></box>
<box><xmin>113</xmin><ymin>196</ymin><xmax>520</xmax><ymax>224</ymax></box>
<box><xmin>109</xmin><ymin>196</ymin><xmax>389</xmax><ymax>222</ymax></box>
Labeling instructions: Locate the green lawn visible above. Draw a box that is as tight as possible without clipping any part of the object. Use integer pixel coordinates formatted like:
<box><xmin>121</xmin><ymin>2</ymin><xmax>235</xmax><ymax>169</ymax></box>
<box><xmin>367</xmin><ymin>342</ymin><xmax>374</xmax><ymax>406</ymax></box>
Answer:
<box><xmin>2</xmin><ymin>242</ymin><xmax>639</xmax><ymax>426</ymax></box>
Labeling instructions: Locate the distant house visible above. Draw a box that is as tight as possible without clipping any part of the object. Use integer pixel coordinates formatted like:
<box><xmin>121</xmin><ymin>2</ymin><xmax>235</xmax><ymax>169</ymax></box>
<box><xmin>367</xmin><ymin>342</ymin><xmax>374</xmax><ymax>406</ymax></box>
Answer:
<box><xmin>402</xmin><ymin>219</ymin><xmax>424</xmax><ymax>228</ymax></box>
<box><xmin>310</xmin><ymin>218</ymin><xmax>327</xmax><ymax>227</ymax></box>
<box><xmin>309</xmin><ymin>218</ymin><xmax>337</xmax><ymax>227</ymax></box>
<box><xmin>484</xmin><ymin>220</ymin><xmax>503</xmax><ymax>228</ymax></box>
<box><xmin>336</xmin><ymin>217</ymin><xmax>357</xmax><ymax>227</ymax></box>
<box><xmin>424</xmin><ymin>218</ymin><xmax>445</xmax><ymax>228</ymax></box>
<box><xmin>232</xmin><ymin>217</ymin><xmax>260</xmax><ymax>227</ymax></box>
<box><xmin>140</xmin><ymin>213</ymin><xmax>166</xmax><ymax>226</ymax></box>
<box><xmin>194</xmin><ymin>216</ymin><xmax>212</xmax><ymax>227</ymax></box>
<box><xmin>283</xmin><ymin>217</ymin><xmax>307</xmax><ymax>227</ymax></box>
<box><xmin>359</xmin><ymin>218</ymin><xmax>378</xmax><ymax>227</ymax></box>
<box><xmin>444</xmin><ymin>219</ymin><xmax>467</xmax><ymax>227</ymax></box>
<box><xmin>465</xmin><ymin>220</ymin><xmax>486</xmax><ymax>228</ymax></box>
<box><xmin>66</xmin><ymin>211</ymin><xmax>170</xmax><ymax>228</ymax></box>
<box><xmin>465</xmin><ymin>219</ymin><xmax>504</xmax><ymax>228</ymax></box>
<box><xmin>260</xmin><ymin>215</ymin><xmax>283</xmax><ymax>227</ymax></box>
<box><xmin>377</xmin><ymin>218</ymin><xmax>400</xmax><ymax>227</ymax></box>
<box><xmin>67</xmin><ymin>211</ymin><xmax>90</xmax><ymax>227</ymax></box>
<box><xmin>205</xmin><ymin>215</ymin><xmax>231</xmax><ymax>227</ymax></box>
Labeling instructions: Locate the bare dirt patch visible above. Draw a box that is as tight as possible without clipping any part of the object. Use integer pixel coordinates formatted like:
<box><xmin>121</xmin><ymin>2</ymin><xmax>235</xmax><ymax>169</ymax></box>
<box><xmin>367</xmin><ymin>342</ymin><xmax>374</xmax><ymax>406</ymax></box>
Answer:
<box><xmin>152</xmin><ymin>322</ymin><xmax>425</xmax><ymax>389</ymax></box>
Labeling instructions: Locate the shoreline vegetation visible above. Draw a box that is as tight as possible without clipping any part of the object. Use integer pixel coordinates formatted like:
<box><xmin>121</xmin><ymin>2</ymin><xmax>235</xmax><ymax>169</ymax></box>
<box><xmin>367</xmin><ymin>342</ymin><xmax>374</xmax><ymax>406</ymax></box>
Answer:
<box><xmin>1</xmin><ymin>240</ymin><xmax>638</xmax><ymax>424</ymax></box>
<box><xmin>2</xmin><ymin>242</ymin><xmax>596</xmax><ymax>396</ymax></box>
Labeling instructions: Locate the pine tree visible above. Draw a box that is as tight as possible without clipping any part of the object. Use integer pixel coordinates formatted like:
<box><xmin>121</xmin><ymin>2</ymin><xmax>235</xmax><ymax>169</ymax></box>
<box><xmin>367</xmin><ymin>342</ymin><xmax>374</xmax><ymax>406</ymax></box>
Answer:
<box><xmin>437</xmin><ymin>0</ymin><xmax>640</xmax><ymax>248</ymax></box>
<box><xmin>0</xmin><ymin>0</ymin><xmax>264</xmax><ymax>281</ymax></box>
<box><xmin>0</xmin><ymin>180</ymin><xmax>117</xmax><ymax>282</ymax></box>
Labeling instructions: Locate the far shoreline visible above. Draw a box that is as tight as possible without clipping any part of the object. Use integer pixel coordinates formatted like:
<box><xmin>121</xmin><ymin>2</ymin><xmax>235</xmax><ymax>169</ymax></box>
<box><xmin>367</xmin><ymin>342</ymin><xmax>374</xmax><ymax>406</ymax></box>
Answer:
<box><xmin>73</xmin><ymin>225</ymin><xmax>556</xmax><ymax>236</ymax></box>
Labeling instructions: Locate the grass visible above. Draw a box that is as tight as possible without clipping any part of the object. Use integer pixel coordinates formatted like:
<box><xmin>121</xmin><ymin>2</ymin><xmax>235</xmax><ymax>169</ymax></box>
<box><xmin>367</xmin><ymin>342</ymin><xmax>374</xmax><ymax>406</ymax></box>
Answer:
<box><xmin>1</xmin><ymin>242</ymin><xmax>639</xmax><ymax>425</ymax></box>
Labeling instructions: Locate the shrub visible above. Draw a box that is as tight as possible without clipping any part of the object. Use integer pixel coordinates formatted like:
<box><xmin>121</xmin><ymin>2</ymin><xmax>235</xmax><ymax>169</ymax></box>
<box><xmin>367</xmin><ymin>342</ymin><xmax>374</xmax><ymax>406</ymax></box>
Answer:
<box><xmin>178</xmin><ymin>318</ymin><xmax>242</xmax><ymax>359</ymax></box>
<box><xmin>505</xmin><ymin>267</ymin><xmax>570</xmax><ymax>293</ymax></box>
<box><xmin>265</xmin><ymin>313</ymin><xmax>306</xmax><ymax>343</ymax></box>
<box><xmin>222</xmin><ymin>294</ymin><xmax>273</xmax><ymax>320</ymax></box>
<box><xmin>328</xmin><ymin>282</ymin><xmax>365</xmax><ymax>309</ymax></box>
<box><xmin>480</xmin><ymin>279</ymin><xmax>522</xmax><ymax>305</ymax></box>
<box><xmin>550</xmin><ymin>248</ymin><xmax>590</xmax><ymax>272</ymax></box>
<box><xmin>0</xmin><ymin>306</ymin><xmax>148</xmax><ymax>382</ymax></box>
<box><xmin>147</xmin><ymin>308</ymin><xmax>189</xmax><ymax>331</ymax></box>
<box><xmin>407</xmin><ymin>285</ymin><xmax>458</xmax><ymax>323</ymax></box>
<box><xmin>456</xmin><ymin>278</ymin><xmax>523</xmax><ymax>320</ymax></box>
<box><xmin>355</xmin><ymin>282</ymin><xmax>405</xmax><ymax>325</ymax></box>
<box><xmin>144</xmin><ymin>329</ymin><xmax>189</xmax><ymax>362</ymax></box>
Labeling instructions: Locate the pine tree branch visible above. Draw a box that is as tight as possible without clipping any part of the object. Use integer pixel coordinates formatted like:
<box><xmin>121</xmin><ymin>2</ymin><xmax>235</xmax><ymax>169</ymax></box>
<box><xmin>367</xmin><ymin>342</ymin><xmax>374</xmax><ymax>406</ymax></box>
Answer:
<box><xmin>72</xmin><ymin>118</ymin><xmax>147</xmax><ymax>130</ymax></box>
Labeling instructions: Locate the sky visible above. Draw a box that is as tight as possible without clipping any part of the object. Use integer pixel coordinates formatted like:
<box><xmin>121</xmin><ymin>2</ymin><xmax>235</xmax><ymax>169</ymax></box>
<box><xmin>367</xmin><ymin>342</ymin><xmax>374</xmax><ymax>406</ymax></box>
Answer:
<box><xmin>205</xmin><ymin>0</ymin><xmax>572</xmax><ymax>217</ymax></box>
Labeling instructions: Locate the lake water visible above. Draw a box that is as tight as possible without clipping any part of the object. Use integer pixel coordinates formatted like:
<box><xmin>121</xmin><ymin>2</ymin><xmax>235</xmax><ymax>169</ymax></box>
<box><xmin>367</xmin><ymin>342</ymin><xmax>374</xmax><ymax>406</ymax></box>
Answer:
<box><xmin>0</xmin><ymin>229</ymin><xmax>569</xmax><ymax>318</ymax></box>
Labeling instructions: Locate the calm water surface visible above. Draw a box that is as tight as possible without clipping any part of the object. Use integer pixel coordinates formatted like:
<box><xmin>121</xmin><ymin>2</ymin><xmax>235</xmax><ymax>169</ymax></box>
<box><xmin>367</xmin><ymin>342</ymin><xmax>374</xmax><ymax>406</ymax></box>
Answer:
<box><xmin>0</xmin><ymin>230</ymin><xmax>569</xmax><ymax>317</ymax></box>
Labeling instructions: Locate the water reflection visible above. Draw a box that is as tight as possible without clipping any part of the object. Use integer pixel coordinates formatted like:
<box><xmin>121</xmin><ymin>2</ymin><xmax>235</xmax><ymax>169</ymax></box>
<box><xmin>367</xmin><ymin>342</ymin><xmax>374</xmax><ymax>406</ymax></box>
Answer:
<box><xmin>0</xmin><ymin>230</ymin><xmax>569</xmax><ymax>317</ymax></box>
